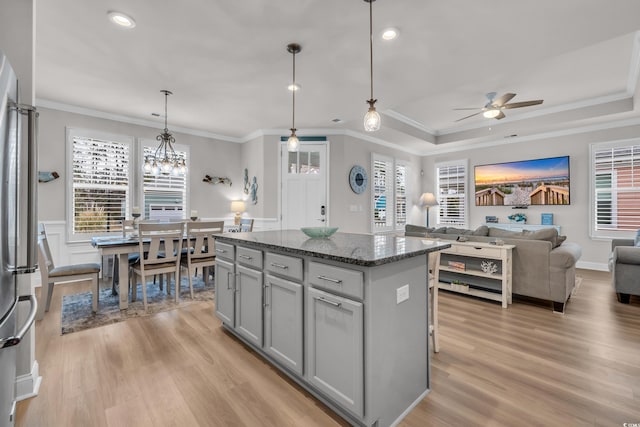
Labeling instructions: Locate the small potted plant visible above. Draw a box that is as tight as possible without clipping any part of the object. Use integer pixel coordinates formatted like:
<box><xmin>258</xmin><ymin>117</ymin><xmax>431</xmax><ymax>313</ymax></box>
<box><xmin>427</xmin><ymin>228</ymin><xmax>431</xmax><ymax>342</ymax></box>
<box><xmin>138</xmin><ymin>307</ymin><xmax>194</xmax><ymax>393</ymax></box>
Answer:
<box><xmin>508</xmin><ymin>213</ymin><xmax>527</xmax><ymax>223</ymax></box>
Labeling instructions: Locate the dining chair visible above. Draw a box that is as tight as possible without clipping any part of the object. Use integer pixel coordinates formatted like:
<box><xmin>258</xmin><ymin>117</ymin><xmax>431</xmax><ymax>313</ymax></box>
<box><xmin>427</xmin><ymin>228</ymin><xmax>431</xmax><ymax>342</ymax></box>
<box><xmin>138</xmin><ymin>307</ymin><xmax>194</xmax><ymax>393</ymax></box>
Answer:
<box><xmin>239</xmin><ymin>218</ymin><xmax>254</xmax><ymax>232</ymax></box>
<box><xmin>428</xmin><ymin>251</ymin><xmax>441</xmax><ymax>353</ymax></box>
<box><xmin>36</xmin><ymin>224</ymin><xmax>101</xmax><ymax>319</ymax></box>
<box><xmin>180</xmin><ymin>221</ymin><xmax>224</xmax><ymax>301</ymax></box>
<box><xmin>130</xmin><ymin>222</ymin><xmax>184</xmax><ymax>311</ymax></box>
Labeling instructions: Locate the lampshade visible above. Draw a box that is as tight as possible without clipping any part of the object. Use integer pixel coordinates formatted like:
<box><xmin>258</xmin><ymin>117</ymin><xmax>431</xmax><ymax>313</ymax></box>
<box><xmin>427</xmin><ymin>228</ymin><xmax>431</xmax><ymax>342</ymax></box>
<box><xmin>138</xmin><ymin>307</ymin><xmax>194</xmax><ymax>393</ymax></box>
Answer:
<box><xmin>419</xmin><ymin>192</ymin><xmax>439</xmax><ymax>207</ymax></box>
<box><xmin>230</xmin><ymin>200</ymin><xmax>246</xmax><ymax>213</ymax></box>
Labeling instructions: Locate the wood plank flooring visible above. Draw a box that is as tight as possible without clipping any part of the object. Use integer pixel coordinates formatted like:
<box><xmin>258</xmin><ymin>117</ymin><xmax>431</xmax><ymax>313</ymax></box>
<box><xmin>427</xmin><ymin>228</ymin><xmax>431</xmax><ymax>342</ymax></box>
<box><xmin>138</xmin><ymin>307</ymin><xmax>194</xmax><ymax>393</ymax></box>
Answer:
<box><xmin>16</xmin><ymin>269</ymin><xmax>640</xmax><ymax>426</ymax></box>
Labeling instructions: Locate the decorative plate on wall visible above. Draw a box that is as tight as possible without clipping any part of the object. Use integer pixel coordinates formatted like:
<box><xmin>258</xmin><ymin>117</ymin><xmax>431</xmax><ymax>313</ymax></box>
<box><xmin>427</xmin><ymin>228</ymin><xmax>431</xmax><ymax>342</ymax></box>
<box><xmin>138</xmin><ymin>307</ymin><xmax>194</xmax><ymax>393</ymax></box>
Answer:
<box><xmin>349</xmin><ymin>165</ymin><xmax>368</xmax><ymax>194</ymax></box>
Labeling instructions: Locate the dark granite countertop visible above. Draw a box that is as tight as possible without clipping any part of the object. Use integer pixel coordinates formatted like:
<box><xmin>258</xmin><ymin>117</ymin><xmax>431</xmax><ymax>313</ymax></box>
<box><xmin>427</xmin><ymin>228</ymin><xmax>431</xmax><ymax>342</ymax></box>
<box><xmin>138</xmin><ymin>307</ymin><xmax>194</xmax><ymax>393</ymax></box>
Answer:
<box><xmin>214</xmin><ymin>230</ymin><xmax>450</xmax><ymax>267</ymax></box>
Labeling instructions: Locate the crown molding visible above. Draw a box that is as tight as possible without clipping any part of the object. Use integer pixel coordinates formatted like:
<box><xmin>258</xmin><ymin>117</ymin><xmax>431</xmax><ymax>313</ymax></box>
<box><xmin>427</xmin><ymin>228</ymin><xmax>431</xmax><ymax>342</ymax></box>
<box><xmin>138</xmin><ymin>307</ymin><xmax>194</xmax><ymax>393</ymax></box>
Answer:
<box><xmin>382</xmin><ymin>109</ymin><xmax>437</xmax><ymax>135</ymax></box>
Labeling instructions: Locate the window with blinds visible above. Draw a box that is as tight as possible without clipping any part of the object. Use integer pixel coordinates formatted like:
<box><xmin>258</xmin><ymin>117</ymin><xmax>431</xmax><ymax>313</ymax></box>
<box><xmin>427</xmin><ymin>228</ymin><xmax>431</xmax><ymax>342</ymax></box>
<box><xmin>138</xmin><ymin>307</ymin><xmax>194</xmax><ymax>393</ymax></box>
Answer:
<box><xmin>71</xmin><ymin>135</ymin><xmax>130</xmax><ymax>235</ymax></box>
<box><xmin>395</xmin><ymin>163</ymin><xmax>408</xmax><ymax>228</ymax></box>
<box><xmin>373</xmin><ymin>155</ymin><xmax>393</xmax><ymax>232</ymax></box>
<box><xmin>142</xmin><ymin>145</ymin><xmax>188</xmax><ymax>219</ymax></box>
<box><xmin>436</xmin><ymin>161</ymin><xmax>467</xmax><ymax>227</ymax></box>
<box><xmin>371</xmin><ymin>154</ymin><xmax>409</xmax><ymax>233</ymax></box>
<box><xmin>591</xmin><ymin>142</ymin><xmax>640</xmax><ymax>237</ymax></box>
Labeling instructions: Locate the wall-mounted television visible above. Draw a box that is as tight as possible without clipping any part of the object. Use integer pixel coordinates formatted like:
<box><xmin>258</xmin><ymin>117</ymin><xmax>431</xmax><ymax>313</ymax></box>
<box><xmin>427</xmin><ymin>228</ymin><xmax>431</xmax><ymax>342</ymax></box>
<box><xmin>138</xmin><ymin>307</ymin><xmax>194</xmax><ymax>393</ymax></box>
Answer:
<box><xmin>474</xmin><ymin>156</ymin><xmax>570</xmax><ymax>206</ymax></box>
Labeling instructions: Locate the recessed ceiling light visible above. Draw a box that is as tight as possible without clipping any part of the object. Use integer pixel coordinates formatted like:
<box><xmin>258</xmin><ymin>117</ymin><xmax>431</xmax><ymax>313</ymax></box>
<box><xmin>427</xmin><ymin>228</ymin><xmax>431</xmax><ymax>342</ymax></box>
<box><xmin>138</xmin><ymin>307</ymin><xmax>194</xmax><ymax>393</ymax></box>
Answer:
<box><xmin>287</xmin><ymin>83</ymin><xmax>301</xmax><ymax>91</ymax></box>
<box><xmin>381</xmin><ymin>28</ymin><xmax>399</xmax><ymax>41</ymax></box>
<box><xmin>108</xmin><ymin>11</ymin><xmax>136</xmax><ymax>29</ymax></box>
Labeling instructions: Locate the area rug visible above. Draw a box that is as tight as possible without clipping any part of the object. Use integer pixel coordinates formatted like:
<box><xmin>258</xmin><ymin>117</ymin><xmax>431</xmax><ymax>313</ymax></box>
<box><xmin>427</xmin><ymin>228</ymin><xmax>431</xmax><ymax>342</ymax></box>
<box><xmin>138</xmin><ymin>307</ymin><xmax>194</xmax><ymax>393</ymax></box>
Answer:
<box><xmin>61</xmin><ymin>277</ymin><xmax>214</xmax><ymax>335</ymax></box>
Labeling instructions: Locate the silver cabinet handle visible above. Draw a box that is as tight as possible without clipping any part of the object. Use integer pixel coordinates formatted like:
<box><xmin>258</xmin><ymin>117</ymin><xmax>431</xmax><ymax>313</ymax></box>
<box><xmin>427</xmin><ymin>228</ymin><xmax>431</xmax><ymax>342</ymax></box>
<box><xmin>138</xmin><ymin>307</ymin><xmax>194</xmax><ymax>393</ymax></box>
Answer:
<box><xmin>238</xmin><ymin>254</ymin><xmax>253</xmax><ymax>260</ymax></box>
<box><xmin>216</xmin><ymin>248</ymin><xmax>226</xmax><ymax>253</ymax></box>
<box><xmin>317</xmin><ymin>275</ymin><xmax>342</xmax><ymax>284</ymax></box>
<box><xmin>226</xmin><ymin>271</ymin><xmax>232</xmax><ymax>290</ymax></box>
<box><xmin>270</xmin><ymin>263</ymin><xmax>288</xmax><ymax>269</ymax></box>
<box><xmin>318</xmin><ymin>297</ymin><xmax>341</xmax><ymax>308</ymax></box>
<box><xmin>0</xmin><ymin>295</ymin><xmax>37</xmax><ymax>349</ymax></box>
<box><xmin>263</xmin><ymin>283</ymin><xmax>270</xmax><ymax>307</ymax></box>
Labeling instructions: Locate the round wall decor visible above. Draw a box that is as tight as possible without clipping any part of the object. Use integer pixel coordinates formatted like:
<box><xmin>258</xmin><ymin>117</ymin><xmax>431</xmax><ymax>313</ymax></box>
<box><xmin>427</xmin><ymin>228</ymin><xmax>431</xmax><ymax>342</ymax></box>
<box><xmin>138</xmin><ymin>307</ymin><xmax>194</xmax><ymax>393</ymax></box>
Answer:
<box><xmin>349</xmin><ymin>165</ymin><xmax>368</xmax><ymax>194</ymax></box>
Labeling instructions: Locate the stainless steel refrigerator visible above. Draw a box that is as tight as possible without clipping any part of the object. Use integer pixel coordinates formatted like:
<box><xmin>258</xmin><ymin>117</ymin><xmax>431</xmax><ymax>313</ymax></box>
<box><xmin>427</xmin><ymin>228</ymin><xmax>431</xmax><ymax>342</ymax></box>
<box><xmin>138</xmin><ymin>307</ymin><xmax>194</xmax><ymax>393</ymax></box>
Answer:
<box><xmin>0</xmin><ymin>51</ymin><xmax>39</xmax><ymax>427</ymax></box>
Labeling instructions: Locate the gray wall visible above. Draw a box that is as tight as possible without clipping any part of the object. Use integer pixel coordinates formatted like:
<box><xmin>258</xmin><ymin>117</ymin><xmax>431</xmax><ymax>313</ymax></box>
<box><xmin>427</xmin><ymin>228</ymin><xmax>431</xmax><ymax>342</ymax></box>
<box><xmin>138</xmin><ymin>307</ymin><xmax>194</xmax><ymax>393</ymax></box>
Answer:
<box><xmin>421</xmin><ymin>123</ymin><xmax>640</xmax><ymax>269</ymax></box>
<box><xmin>37</xmin><ymin>107</ymin><xmax>242</xmax><ymax>221</ymax></box>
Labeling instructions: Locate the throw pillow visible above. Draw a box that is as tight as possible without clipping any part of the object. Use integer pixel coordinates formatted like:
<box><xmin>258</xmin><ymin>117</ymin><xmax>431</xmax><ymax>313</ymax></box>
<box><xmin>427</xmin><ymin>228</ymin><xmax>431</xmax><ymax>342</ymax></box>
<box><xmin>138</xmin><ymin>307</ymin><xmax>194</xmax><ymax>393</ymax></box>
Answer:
<box><xmin>472</xmin><ymin>225</ymin><xmax>489</xmax><ymax>236</ymax></box>
<box><xmin>432</xmin><ymin>227</ymin><xmax>447</xmax><ymax>234</ymax></box>
<box><xmin>557</xmin><ymin>235</ymin><xmax>567</xmax><ymax>246</ymax></box>
<box><xmin>522</xmin><ymin>228</ymin><xmax>561</xmax><ymax>248</ymax></box>
<box><xmin>445</xmin><ymin>227</ymin><xmax>474</xmax><ymax>235</ymax></box>
<box><xmin>488</xmin><ymin>227</ymin><xmax>524</xmax><ymax>238</ymax></box>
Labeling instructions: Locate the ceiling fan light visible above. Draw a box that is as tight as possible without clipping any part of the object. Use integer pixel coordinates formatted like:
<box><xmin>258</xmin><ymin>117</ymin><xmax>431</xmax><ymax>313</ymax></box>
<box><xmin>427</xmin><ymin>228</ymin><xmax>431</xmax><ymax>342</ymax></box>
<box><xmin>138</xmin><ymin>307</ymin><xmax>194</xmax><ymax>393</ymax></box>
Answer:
<box><xmin>364</xmin><ymin>106</ymin><xmax>381</xmax><ymax>132</ymax></box>
<box><xmin>107</xmin><ymin>11</ymin><xmax>136</xmax><ymax>28</ymax></box>
<box><xmin>483</xmin><ymin>109</ymin><xmax>501</xmax><ymax>119</ymax></box>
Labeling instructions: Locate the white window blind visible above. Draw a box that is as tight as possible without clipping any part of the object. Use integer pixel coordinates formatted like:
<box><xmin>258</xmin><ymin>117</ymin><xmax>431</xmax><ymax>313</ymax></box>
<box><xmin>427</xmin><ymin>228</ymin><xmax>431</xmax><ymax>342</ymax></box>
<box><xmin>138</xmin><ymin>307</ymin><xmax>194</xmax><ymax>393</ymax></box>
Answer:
<box><xmin>142</xmin><ymin>145</ymin><xmax>188</xmax><ymax>218</ymax></box>
<box><xmin>71</xmin><ymin>136</ymin><xmax>130</xmax><ymax>235</ymax></box>
<box><xmin>395</xmin><ymin>163</ymin><xmax>408</xmax><ymax>229</ymax></box>
<box><xmin>436</xmin><ymin>162</ymin><xmax>467</xmax><ymax>226</ymax></box>
<box><xmin>591</xmin><ymin>142</ymin><xmax>640</xmax><ymax>237</ymax></box>
<box><xmin>372</xmin><ymin>155</ymin><xmax>393</xmax><ymax>232</ymax></box>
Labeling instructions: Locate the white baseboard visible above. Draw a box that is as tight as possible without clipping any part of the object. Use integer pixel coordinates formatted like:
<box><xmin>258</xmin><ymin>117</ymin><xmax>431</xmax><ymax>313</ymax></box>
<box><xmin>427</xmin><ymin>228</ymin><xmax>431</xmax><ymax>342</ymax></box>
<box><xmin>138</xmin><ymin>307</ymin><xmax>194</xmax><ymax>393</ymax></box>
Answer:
<box><xmin>15</xmin><ymin>360</ymin><xmax>41</xmax><ymax>402</ymax></box>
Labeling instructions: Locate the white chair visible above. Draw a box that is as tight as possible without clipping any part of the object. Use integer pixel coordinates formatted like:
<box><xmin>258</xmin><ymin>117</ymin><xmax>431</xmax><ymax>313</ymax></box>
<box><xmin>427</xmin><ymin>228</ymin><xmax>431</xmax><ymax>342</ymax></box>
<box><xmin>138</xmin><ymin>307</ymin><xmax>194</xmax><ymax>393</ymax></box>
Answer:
<box><xmin>130</xmin><ymin>222</ymin><xmax>184</xmax><ymax>311</ymax></box>
<box><xmin>36</xmin><ymin>224</ymin><xmax>101</xmax><ymax>319</ymax></box>
<box><xmin>428</xmin><ymin>251</ymin><xmax>440</xmax><ymax>353</ymax></box>
<box><xmin>239</xmin><ymin>218</ymin><xmax>254</xmax><ymax>232</ymax></box>
<box><xmin>180</xmin><ymin>221</ymin><xmax>224</xmax><ymax>301</ymax></box>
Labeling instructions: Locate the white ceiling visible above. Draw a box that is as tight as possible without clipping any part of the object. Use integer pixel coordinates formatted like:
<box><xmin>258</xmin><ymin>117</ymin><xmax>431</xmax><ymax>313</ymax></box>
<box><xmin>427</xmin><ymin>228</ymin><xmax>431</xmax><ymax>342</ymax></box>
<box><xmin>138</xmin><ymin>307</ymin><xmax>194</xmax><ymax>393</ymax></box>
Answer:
<box><xmin>35</xmin><ymin>0</ymin><xmax>640</xmax><ymax>155</ymax></box>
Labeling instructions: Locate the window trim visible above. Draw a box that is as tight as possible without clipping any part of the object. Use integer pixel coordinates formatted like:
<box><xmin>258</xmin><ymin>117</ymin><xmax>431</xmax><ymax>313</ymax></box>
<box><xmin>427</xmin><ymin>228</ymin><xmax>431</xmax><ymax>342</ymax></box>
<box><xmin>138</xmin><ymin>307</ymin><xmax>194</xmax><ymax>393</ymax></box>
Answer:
<box><xmin>371</xmin><ymin>153</ymin><xmax>410</xmax><ymax>234</ymax></box>
<box><xmin>66</xmin><ymin>127</ymin><xmax>134</xmax><ymax>243</ymax></box>
<box><xmin>589</xmin><ymin>138</ymin><xmax>640</xmax><ymax>239</ymax></box>
<box><xmin>435</xmin><ymin>159</ymin><xmax>469</xmax><ymax>229</ymax></box>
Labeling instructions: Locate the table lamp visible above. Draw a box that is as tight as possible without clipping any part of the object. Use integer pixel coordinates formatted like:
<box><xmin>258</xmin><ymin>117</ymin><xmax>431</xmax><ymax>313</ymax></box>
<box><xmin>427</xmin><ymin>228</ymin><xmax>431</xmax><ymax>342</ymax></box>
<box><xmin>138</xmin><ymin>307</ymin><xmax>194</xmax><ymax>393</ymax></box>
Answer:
<box><xmin>419</xmin><ymin>192</ymin><xmax>439</xmax><ymax>228</ymax></box>
<box><xmin>230</xmin><ymin>200</ymin><xmax>246</xmax><ymax>225</ymax></box>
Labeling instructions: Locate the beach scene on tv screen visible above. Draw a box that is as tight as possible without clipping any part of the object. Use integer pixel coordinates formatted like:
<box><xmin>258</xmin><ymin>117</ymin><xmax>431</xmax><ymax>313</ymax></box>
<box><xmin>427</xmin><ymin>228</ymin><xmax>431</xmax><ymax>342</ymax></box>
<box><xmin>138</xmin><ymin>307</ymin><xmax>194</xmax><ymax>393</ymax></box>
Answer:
<box><xmin>475</xmin><ymin>156</ymin><xmax>570</xmax><ymax>206</ymax></box>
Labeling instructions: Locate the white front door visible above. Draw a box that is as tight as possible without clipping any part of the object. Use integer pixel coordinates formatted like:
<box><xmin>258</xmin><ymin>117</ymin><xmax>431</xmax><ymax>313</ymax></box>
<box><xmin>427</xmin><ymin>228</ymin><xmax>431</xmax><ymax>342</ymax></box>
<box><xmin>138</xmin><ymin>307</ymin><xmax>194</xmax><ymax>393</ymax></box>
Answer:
<box><xmin>281</xmin><ymin>143</ymin><xmax>328</xmax><ymax>229</ymax></box>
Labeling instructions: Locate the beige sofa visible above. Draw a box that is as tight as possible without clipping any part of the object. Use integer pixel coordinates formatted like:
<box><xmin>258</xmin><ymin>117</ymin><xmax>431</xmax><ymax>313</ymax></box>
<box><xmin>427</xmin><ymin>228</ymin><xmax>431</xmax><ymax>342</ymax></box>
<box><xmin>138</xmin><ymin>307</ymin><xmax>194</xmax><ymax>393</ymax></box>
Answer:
<box><xmin>405</xmin><ymin>225</ymin><xmax>582</xmax><ymax>312</ymax></box>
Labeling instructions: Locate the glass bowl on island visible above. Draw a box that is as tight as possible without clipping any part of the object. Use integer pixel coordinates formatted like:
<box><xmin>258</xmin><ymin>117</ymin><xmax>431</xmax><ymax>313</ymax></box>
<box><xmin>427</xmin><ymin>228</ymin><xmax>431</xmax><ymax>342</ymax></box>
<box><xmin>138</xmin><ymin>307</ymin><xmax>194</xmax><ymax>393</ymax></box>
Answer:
<box><xmin>300</xmin><ymin>226</ymin><xmax>338</xmax><ymax>238</ymax></box>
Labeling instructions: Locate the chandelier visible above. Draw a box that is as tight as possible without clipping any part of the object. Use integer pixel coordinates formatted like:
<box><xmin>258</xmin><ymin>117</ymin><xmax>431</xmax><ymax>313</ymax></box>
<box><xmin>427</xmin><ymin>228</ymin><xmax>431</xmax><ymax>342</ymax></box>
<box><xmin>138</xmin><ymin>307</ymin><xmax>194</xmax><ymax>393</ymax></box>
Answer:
<box><xmin>143</xmin><ymin>90</ymin><xmax>187</xmax><ymax>175</ymax></box>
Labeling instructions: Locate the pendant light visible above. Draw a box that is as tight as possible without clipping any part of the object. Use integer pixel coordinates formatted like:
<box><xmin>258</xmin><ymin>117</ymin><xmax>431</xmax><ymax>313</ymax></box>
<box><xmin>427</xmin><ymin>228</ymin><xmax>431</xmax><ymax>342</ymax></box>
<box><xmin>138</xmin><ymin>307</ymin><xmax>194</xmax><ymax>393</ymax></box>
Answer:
<box><xmin>287</xmin><ymin>43</ymin><xmax>302</xmax><ymax>152</ymax></box>
<box><xmin>363</xmin><ymin>0</ymin><xmax>381</xmax><ymax>132</ymax></box>
<box><xmin>143</xmin><ymin>90</ymin><xmax>187</xmax><ymax>176</ymax></box>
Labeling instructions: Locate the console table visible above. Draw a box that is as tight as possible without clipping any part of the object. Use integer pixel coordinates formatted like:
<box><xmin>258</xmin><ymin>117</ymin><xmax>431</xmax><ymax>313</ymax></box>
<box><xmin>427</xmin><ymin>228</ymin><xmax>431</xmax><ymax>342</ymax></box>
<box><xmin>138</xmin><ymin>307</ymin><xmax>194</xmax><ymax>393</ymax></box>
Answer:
<box><xmin>484</xmin><ymin>223</ymin><xmax>561</xmax><ymax>234</ymax></box>
<box><xmin>438</xmin><ymin>241</ymin><xmax>514</xmax><ymax>308</ymax></box>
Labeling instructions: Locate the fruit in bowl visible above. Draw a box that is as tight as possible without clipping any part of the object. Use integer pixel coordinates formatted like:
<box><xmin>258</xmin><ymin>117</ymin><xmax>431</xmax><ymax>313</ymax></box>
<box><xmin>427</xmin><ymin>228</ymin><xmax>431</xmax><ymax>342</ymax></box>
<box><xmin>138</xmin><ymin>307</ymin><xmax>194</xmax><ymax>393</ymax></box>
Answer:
<box><xmin>300</xmin><ymin>227</ymin><xmax>338</xmax><ymax>238</ymax></box>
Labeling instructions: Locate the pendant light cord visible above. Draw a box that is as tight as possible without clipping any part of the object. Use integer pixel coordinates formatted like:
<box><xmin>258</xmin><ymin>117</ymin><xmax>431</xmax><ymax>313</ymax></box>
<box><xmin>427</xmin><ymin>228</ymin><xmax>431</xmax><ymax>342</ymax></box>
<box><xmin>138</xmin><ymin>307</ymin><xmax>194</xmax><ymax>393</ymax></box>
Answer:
<box><xmin>369</xmin><ymin>0</ymin><xmax>374</xmax><ymax>101</ymax></box>
<box><xmin>292</xmin><ymin>50</ymin><xmax>296</xmax><ymax>130</ymax></box>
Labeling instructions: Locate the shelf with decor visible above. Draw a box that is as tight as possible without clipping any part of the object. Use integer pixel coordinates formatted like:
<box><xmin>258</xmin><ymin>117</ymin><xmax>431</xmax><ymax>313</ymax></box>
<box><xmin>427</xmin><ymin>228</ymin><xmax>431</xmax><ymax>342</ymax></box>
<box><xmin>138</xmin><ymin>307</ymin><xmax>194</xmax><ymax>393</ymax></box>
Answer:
<box><xmin>484</xmin><ymin>223</ymin><xmax>561</xmax><ymax>234</ymax></box>
<box><xmin>437</xmin><ymin>241</ymin><xmax>515</xmax><ymax>308</ymax></box>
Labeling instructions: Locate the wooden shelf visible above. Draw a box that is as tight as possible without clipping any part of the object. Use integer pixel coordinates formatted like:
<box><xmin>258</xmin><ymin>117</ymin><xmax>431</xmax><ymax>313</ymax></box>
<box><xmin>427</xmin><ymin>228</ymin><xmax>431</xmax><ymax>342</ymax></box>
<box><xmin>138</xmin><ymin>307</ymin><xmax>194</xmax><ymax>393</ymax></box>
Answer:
<box><xmin>439</xmin><ymin>266</ymin><xmax>503</xmax><ymax>280</ymax></box>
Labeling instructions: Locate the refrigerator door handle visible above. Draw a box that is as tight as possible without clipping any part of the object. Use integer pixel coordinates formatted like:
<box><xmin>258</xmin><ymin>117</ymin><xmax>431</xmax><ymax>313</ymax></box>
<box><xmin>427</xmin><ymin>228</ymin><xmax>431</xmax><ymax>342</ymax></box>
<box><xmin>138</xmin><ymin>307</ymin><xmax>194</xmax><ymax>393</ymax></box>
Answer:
<box><xmin>0</xmin><ymin>295</ymin><xmax>37</xmax><ymax>349</ymax></box>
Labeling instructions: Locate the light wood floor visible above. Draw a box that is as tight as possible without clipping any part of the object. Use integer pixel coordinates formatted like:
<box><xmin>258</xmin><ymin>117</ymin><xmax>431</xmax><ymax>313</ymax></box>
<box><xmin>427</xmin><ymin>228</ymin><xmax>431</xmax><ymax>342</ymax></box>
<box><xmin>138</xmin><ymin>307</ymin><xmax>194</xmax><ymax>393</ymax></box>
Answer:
<box><xmin>16</xmin><ymin>269</ymin><xmax>640</xmax><ymax>426</ymax></box>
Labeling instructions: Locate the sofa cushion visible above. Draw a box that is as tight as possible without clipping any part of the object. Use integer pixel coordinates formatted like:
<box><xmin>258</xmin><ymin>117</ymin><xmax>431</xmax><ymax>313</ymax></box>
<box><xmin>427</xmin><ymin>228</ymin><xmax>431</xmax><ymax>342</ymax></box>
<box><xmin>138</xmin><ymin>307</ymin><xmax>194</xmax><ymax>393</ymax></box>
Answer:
<box><xmin>488</xmin><ymin>228</ymin><xmax>523</xmax><ymax>238</ymax></box>
<box><xmin>405</xmin><ymin>224</ymin><xmax>433</xmax><ymax>237</ymax></box>
<box><xmin>433</xmin><ymin>227</ymin><xmax>447</xmax><ymax>234</ymax></box>
<box><xmin>522</xmin><ymin>228</ymin><xmax>563</xmax><ymax>248</ymax></box>
<box><xmin>445</xmin><ymin>227</ymin><xmax>474</xmax><ymax>235</ymax></box>
<box><xmin>472</xmin><ymin>225</ymin><xmax>490</xmax><ymax>236</ymax></box>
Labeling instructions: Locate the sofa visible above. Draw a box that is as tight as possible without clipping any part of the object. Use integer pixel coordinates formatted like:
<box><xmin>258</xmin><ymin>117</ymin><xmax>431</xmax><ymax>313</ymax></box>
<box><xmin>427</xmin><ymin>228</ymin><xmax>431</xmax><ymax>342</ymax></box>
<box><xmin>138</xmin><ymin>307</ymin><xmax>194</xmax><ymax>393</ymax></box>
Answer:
<box><xmin>610</xmin><ymin>238</ymin><xmax>640</xmax><ymax>303</ymax></box>
<box><xmin>405</xmin><ymin>224</ymin><xmax>582</xmax><ymax>312</ymax></box>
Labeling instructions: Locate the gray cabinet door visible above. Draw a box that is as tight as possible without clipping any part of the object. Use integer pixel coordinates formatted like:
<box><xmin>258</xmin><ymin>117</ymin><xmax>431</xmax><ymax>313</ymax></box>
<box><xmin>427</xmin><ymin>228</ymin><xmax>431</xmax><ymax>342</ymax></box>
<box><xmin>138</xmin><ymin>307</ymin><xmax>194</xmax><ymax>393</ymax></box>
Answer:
<box><xmin>214</xmin><ymin>259</ymin><xmax>235</xmax><ymax>326</ymax></box>
<box><xmin>264</xmin><ymin>274</ymin><xmax>303</xmax><ymax>375</ymax></box>
<box><xmin>306</xmin><ymin>287</ymin><xmax>364</xmax><ymax>418</ymax></box>
<box><xmin>235</xmin><ymin>265</ymin><xmax>264</xmax><ymax>347</ymax></box>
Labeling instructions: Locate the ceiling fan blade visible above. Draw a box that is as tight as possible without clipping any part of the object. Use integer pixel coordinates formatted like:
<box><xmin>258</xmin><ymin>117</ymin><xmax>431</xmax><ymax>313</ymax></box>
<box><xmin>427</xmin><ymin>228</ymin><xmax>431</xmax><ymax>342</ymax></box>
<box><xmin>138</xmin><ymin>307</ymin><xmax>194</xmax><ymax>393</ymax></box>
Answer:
<box><xmin>494</xmin><ymin>111</ymin><xmax>506</xmax><ymax>120</ymax></box>
<box><xmin>453</xmin><ymin>108</ymin><xmax>481</xmax><ymax>110</ymax></box>
<box><xmin>455</xmin><ymin>111</ymin><xmax>482</xmax><ymax>122</ymax></box>
<box><xmin>502</xmin><ymin>100</ymin><xmax>544</xmax><ymax>109</ymax></box>
<box><xmin>492</xmin><ymin>93</ymin><xmax>516</xmax><ymax>107</ymax></box>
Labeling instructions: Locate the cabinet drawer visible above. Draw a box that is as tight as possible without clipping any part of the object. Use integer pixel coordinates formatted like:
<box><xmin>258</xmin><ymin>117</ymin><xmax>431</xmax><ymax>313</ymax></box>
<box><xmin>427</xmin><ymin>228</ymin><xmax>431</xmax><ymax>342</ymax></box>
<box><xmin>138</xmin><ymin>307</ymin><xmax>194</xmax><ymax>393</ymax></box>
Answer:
<box><xmin>215</xmin><ymin>241</ymin><xmax>235</xmax><ymax>261</ymax></box>
<box><xmin>237</xmin><ymin>246</ymin><xmax>263</xmax><ymax>269</ymax></box>
<box><xmin>265</xmin><ymin>252</ymin><xmax>303</xmax><ymax>282</ymax></box>
<box><xmin>451</xmin><ymin>244</ymin><xmax>501</xmax><ymax>258</ymax></box>
<box><xmin>309</xmin><ymin>262</ymin><xmax>363</xmax><ymax>300</ymax></box>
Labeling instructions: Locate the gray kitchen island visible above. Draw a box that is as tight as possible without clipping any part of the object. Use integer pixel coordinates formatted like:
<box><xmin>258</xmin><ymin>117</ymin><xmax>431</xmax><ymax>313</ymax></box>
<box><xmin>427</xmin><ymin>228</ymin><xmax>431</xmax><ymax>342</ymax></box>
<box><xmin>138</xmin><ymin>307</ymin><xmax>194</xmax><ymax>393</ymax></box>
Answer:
<box><xmin>213</xmin><ymin>230</ymin><xmax>450</xmax><ymax>427</ymax></box>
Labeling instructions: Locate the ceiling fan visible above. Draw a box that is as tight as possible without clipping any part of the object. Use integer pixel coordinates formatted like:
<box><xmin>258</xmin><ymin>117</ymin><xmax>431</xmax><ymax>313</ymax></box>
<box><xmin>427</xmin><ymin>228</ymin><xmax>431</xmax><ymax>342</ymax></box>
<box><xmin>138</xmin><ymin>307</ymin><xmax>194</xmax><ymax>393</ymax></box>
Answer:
<box><xmin>454</xmin><ymin>92</ymin><xmax>543</xmax><ymax>122</ymax></box>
